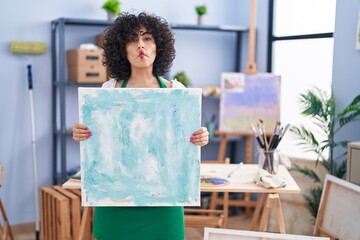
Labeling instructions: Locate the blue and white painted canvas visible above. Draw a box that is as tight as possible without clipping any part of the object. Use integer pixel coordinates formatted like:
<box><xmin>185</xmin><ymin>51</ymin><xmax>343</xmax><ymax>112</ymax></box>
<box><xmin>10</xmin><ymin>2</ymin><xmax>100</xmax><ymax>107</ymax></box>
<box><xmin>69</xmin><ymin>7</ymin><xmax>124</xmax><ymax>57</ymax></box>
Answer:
<box><xmin>78</xmin><ymin>88</ymin><xmax>202</xmax><ymax>207</ymax></box>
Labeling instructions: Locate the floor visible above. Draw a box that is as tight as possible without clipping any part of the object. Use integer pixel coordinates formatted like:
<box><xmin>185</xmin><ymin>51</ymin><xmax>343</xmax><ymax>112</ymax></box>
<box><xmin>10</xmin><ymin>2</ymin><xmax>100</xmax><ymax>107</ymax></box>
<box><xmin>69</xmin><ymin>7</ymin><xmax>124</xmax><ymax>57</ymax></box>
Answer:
<box><xmin>12</xmin><ymin>214</ymin><xmax>253</xmax><ymax>240</ymax></box>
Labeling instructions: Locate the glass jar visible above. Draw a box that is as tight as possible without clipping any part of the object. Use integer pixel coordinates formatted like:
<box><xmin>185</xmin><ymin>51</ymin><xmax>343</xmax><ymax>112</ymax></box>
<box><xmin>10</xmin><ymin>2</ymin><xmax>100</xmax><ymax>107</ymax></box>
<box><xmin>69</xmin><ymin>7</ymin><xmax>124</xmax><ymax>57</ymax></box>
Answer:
<box><xmin>258</xmin><ymin>149</ymin><xmax>279</xmax><ymax>175</ymax></box>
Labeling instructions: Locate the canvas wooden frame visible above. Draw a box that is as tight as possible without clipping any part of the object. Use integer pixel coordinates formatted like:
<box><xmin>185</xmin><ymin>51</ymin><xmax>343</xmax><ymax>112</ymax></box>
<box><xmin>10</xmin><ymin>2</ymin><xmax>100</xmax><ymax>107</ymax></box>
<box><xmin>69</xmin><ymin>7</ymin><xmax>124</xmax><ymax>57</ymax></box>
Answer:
<box><xmin>78</xmin><ymin>88</ymin><xmax>202</xmax><ymax>206</ymax></box>
<box><xmin>204</xmin><ymin>228</ymin><xmax>329</xmax><ymax>240</ymax></box>
<box><xmin>314</xmin><ymin>174</ymin><xmax>360</xmax><ymax>239</ymax></box>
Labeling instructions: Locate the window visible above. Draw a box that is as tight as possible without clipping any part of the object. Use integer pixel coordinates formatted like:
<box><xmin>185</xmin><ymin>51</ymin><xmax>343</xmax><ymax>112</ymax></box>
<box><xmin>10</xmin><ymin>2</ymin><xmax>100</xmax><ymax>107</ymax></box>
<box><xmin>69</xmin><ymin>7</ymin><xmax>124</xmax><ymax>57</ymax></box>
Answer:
<box><xmin>268</xmin><ymin>0</ymin><xmax>337</xmax><ymax>159</ymax></box>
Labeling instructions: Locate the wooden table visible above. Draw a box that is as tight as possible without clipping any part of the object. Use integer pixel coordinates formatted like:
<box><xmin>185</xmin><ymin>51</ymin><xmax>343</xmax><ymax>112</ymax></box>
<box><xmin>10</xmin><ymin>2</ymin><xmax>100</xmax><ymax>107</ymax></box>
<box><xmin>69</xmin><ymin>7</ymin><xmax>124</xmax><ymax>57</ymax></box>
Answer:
<box><xmin>63</xmin><ymin>164</ymin><xmax>300</xmax><ymax>238</ymax></box>
<box><xmin>201</xmin><ymin>163</ymin><xmax>301</xmax><ymax>233</ymax></box>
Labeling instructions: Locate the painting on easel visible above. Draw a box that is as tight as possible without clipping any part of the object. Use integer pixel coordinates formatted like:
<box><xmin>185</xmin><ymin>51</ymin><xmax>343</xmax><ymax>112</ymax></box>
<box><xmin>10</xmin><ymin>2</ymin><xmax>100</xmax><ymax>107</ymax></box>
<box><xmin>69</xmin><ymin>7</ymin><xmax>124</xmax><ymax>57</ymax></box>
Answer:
<box><xmin>78</xmin><ymin>88</ymin><xmax>202</xmax><ymax>207</ymax></box>
<box><xmin>219</xmin><ymin>72</ymin><xmax>281</xmax><ymax>133</ymax></box>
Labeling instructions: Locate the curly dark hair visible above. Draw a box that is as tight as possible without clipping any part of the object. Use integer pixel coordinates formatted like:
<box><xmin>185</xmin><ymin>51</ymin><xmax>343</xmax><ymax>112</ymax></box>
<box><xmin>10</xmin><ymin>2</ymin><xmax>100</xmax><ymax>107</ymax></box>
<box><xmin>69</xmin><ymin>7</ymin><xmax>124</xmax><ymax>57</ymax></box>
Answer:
<box><xmin>102</xmin><ymin>12</ymin><xmax>176</xmax><ymax>80</ymax></box>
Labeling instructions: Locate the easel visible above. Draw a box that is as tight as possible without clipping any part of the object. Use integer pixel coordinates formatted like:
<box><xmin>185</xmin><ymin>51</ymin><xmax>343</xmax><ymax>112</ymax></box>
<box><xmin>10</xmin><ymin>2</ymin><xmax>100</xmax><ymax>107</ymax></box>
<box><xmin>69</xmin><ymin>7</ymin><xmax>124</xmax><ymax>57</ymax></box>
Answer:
<box><xmin>210</xmin><ymin>0</ymin><xmax>270</xmax><ymax>220</ymax></box>
<box><xmin>0</xmin><ymin>165</ymin><xmax>14</xmax><ymax>240</ymax></box>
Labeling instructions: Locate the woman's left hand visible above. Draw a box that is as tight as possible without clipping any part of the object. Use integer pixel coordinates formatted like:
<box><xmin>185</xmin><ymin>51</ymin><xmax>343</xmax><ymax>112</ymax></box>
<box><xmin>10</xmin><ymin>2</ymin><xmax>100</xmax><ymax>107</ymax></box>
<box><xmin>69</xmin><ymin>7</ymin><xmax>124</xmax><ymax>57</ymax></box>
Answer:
<box><xmin>190</xmin><ymin>127</ymin><xmax>209</xmax><ymax>147</ymax></box>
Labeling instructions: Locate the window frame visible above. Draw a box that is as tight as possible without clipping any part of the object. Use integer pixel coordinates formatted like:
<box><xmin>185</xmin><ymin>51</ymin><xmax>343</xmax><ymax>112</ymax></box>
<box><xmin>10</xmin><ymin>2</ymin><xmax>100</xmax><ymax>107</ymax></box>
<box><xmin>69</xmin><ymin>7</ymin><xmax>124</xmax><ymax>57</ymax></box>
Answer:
<box><xmin>266</xmin><ymin>0</ymin><xmax>334</xmax><ymax>72</ymax></box>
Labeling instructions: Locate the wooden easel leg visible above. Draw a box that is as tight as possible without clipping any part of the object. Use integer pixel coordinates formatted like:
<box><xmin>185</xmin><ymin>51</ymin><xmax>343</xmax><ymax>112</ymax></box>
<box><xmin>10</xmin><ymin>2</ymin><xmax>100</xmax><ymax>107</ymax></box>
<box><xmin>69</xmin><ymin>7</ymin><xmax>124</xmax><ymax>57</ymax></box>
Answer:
<box><xmin>259</xmin><ymin>194</ymin><xmax>272</xmax><ymax>232</ymax></box>
<box><xmin>209</xmin><ymin>192</ymin><xmax>219</xmax><ymax>212</ymax></box>
<box><xmin>250</xmin><ymin>193</ymin><xmax>264</xmax><ymax>230</ymax></box>
<box><xmin>0</xmin><ymin>199</ymin><xmax>14</xmax><ymax>240</ymax></box>
<box><xmin>217</xmin><ymin>134</ymin><xmax>228</xmax><ymax>162</ymax></box>
<box><xmin>258</xmin><ymin>194</ymin><xmax>286</xmax><ymax>234</ymax></box>
<box><xmin>273</xmin><ymin>194</ymin><xmax>286</xmax><ymax>233</ymax></box>
<box><xmin>244</xmin><ymin>135</ymin><xmax>254</xmax><ymax>217</ymax></box>
<box><xmin>223</xmin><ymin>192</ymin><xmax>229</xmax><ymax>228</ymax></box>
<box><xmin>244</xmin><ymin>193</ymin><xmax>251</xmax><ymax>218</ymax></box>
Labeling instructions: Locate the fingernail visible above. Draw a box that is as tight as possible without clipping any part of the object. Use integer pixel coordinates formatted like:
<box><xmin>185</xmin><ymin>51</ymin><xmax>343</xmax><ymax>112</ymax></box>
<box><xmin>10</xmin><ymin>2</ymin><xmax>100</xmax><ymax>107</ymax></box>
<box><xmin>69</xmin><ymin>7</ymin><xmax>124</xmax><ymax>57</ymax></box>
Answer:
<box><xmin>85</xmin><ymin>127</ymin><xmax>88</xmax><ymax>130</ymax></box>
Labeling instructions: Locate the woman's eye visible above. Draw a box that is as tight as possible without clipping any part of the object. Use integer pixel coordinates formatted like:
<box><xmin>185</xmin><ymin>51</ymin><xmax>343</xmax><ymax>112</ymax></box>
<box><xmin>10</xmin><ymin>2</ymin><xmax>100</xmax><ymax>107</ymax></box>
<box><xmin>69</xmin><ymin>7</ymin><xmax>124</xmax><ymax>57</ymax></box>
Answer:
<box><xmin>144</xmin><ymin>37</ymin><xmax>152</xmax><ymax>41</ymax></box>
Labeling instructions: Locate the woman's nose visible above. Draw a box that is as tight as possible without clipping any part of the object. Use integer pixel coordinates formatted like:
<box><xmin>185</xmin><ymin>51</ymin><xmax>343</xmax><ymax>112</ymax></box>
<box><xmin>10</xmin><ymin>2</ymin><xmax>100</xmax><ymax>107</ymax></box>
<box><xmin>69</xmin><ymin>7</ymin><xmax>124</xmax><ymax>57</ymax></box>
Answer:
<box><xmin>137</xmin><ymin>40</ymin><xmax>144</xmax><ymax>49</ymax></box>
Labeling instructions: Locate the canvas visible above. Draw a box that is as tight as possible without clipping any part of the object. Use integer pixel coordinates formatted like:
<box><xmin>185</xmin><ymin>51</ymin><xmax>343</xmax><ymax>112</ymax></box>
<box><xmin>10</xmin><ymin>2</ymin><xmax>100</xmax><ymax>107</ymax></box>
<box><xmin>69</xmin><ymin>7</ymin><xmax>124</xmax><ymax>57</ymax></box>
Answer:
<box><xmin>219</xmin><ymin>73</ymin><xmax>281</xmax><ymax>133</ymax></box>
<box><xmin>78</xmin><ymin>88</ymin><xmax>202</xmax><ymax>206</ymax></box>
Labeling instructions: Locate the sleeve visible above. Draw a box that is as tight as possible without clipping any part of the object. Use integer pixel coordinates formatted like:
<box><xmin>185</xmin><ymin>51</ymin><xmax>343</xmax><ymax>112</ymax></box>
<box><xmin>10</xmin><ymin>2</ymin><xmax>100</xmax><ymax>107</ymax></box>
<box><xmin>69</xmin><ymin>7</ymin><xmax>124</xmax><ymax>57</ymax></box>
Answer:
<box><xmin>171</xmin><ymin>79</ymin><xmax>186</xmax><ymax>89</ymax></box>
<box><xmin>102</xmin><ymin>79</ymin><xmax>116</xmax><ymax>88</ymax></box>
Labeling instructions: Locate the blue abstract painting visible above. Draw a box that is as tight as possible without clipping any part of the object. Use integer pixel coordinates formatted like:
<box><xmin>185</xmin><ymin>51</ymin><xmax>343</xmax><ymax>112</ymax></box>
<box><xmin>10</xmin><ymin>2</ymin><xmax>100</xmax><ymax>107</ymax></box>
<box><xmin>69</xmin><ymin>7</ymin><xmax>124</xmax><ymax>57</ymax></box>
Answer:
<box><xmin>78</xmin><ymin>88</ymin><xmax>202</xmax><ymax>206</ymax></box>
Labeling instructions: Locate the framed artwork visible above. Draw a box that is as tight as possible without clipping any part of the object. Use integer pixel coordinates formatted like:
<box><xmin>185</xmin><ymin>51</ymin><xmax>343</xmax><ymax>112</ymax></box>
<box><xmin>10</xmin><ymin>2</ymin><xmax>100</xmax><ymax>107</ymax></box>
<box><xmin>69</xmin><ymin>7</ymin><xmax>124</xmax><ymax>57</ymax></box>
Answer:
<box><xmin>78</xmin><ymin>88</ymin><xmax>202</xmax><ymax>206</ymax></box>
<box><xmin>219</xmin><ymin>72</ymin><xmax>281</xmax><ymax>133</ymax></box>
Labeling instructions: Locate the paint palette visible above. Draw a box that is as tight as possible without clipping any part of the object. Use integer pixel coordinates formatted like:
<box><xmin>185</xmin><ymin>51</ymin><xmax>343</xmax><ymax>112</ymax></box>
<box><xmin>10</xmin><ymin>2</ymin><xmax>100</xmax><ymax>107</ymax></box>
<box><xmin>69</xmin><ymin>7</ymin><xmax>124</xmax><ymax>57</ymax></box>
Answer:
<box><xmin>201</xmin><ymin>175</ymin><xmax>229</xmax><ymax>187</ymax></box>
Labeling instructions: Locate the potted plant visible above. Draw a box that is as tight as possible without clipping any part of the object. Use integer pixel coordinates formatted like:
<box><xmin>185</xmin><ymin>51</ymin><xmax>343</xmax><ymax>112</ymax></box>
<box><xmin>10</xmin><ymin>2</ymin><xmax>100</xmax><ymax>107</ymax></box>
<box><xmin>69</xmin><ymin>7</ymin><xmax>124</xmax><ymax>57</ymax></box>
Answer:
<box><xmin>195</xmin><ymin>5</ymin><xmax>207</xmax><ymax>25</ymax></box>
<box><xmin>102</xmin><ymin>0</ymin><xmax>121</xmax><ymax>21</ymax></box>
<box><xmin>174</xmin><ymin>71</ymin><xmax>191</xmax><ymax>87</ymax></box>
<box><xmin>290</xmin><ymin>87</ymin><xmax>360</xmax><ymax>222</ymax></box>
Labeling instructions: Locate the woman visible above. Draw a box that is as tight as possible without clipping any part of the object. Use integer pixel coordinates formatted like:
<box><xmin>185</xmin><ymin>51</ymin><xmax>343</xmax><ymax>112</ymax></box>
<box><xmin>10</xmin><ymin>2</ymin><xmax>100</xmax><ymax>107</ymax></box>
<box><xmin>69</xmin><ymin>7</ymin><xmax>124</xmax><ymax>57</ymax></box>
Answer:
<box><xmin>72</xmin><ymin>12</ymin><xmax>209</xmax><ymax>240</ymax></box>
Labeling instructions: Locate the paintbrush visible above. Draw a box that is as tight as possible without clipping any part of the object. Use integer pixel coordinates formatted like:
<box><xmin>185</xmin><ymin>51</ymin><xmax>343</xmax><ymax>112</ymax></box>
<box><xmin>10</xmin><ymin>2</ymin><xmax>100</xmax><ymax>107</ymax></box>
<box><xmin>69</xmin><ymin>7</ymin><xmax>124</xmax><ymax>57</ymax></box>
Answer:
<box><xmin>227</xmin><ymin>162</ymin><xmax>244</xmax><ymax>178</ymax></box>
<box><xmin>259</xmin><ymin>119</ymin><xmax>269</xmax><ymax>150</ymax></box>
<box><xmin>251</xmin><ymin>123</ymin><xmax>265</xmax><ymax>148</ymax></box>
<box><xmin>273</xmin><ymin>123</ymin><xmax>290</xmax><ymax>148</ymax></box>
<box><xmin>269</xmin><ymin>121</ymin><xmax>281</xmax><ymax>150</ymax></box>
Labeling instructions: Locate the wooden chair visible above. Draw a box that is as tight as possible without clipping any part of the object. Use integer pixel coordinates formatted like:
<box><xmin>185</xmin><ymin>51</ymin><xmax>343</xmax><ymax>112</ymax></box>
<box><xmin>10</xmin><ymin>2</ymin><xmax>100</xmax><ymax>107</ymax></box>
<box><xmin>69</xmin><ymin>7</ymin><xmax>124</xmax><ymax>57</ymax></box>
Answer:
<box><xmin>184</xmin><ymin>158</ymin><xmax>230</xmax><ymax>229</ymax></box>
<box><xmin>0</xmin><ymin>165</ymin><xmax>14</xmax><ymax>240</ymax></box>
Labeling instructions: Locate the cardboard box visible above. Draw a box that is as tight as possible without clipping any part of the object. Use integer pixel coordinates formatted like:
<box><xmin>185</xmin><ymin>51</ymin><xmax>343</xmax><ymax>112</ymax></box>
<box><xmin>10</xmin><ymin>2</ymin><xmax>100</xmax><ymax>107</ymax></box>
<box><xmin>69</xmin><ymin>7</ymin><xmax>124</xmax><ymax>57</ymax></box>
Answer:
<box><xmin>67</xmin><ymin>49</ymin><xmax>103</xmax><ymax>66</ymax></box>
<box><xmin>96</xmin><ymin>34</ymin><xmax>105</xmax><ymax>48</ymax></box>
<box><xmin>68</xmin><ymin>64</ymin><xmax>107</xmax><ymax>83</ymax></box>
<box><xmin>67</xmin><ymin>49</ymin><xmax>108</xmax><ymax>83</ymax></box>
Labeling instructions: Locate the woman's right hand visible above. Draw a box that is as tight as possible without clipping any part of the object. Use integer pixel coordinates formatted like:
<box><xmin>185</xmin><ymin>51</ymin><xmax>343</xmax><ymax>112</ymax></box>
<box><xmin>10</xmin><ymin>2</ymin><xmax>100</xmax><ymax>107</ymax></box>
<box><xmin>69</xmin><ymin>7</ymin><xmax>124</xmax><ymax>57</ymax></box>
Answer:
<box><xmin>72</xmin><ymin>123</ymin><xmax>92</xmax><ymax>142</ymax></box>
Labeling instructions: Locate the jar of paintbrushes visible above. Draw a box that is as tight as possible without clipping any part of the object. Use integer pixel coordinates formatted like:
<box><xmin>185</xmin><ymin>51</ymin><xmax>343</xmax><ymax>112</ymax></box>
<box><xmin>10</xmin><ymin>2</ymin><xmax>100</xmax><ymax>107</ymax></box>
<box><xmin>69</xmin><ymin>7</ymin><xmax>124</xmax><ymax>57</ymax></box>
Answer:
<box><xmin>251</xmin><ymin>120</ymin><xmax>290</xmax><ymax>175</ymax></box>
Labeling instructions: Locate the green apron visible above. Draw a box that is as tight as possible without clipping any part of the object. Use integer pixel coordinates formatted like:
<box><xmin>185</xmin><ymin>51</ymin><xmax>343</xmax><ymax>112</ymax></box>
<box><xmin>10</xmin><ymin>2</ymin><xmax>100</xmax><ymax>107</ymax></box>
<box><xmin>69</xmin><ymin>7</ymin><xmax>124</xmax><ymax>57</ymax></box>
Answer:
<box><xmin>93</xmin><ymin>76</ymin><xmax>184</xmax><ymax>240</ymax></box>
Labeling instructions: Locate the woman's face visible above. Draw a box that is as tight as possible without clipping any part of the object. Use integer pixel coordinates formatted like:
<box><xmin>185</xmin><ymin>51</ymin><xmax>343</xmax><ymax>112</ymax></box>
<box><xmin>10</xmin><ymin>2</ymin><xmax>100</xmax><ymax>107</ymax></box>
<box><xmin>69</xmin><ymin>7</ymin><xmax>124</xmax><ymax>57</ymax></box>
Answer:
<box><xmin>126</xmin><ymin>26</ymin><xmax>157</xmax><ymax>70</ymax></box>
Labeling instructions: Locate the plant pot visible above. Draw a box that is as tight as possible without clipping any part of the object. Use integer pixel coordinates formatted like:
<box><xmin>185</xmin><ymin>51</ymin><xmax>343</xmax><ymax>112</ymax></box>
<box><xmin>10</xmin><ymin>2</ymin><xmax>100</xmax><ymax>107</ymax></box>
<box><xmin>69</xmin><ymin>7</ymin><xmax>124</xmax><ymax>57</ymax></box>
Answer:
<box><xmin>197</xmin><ymin>15</ymin><xmax>205</xmax><ymax>25</ymax></box>
<box><xmin>107</xmin><ymin>12</ymin><xmax>118</xmax><ymax>21</ymax></box>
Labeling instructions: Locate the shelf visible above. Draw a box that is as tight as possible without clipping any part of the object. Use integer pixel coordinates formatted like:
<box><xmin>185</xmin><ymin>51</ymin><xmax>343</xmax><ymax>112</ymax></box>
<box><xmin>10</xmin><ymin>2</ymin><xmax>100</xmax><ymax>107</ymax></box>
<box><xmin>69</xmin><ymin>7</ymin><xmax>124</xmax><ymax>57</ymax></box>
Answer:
<box><xmin>53</xmin><ymin>81</ymin><xmax>103</xmax><ymax>87</ymax></box>
<box><xmin>55</xmin><ymin>129</ymin><xmax>73</xmax><ymax>136</ymax></box>
<box><xmin>51</xmin><ymin>18</ymin><xmax>248</xmax><ymax>33</ymax></box>
<box><xmin>202</xmin><ymin>94</ymin><xmax>220</xmax><ymax>100</ymax></box>
<box><xmin>209</xmin><ymin>135</ymin><xmax>242</xmax><ymax>143</ymax></box>
<box><xmin>170</xmin><ymin>23</ymin><xmax>247</xmax><ymax>33</ymax></box>
<box><xmin>52</xmin><ymin>18</ymin><xmax>113</xmax><ymax>27</ymax></box>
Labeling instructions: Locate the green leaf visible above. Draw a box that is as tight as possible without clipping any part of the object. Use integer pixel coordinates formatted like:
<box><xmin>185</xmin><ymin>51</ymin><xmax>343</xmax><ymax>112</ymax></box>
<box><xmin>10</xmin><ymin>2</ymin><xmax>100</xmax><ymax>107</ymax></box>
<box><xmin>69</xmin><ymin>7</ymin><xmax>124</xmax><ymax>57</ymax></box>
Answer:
<box><xmin>102</xmin><ymin>0</ymin><xmax>121</xmax><ymax>15</ymax></box>
<box><xmin>338</xmin><ymin>94</ymin><xmax>360</xmax><ymax>126</ymax></box>
<box><xmin>195</xmin><ymin>5</ymin><xmax>207</xmax><ymax>16</ymax></box>
<box><xmin>335</xmin><ymin>160</ymin><xmax>347</xmax><ymax>179</ymax></box>
<box><xmin>303</xmin><ymin>186</ymin><xmax>323</xmax><ymax>221</ymax></box>
<box><xmin>290</xmin><ymin>164</ymin><xmax>321</xmax><ymax>183</ymax></box>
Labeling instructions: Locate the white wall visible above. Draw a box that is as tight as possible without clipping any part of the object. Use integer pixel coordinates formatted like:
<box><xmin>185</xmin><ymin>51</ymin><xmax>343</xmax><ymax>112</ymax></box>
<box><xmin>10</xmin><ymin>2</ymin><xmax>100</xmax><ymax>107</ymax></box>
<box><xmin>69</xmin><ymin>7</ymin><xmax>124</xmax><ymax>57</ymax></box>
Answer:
<box><xmin>0</xmin><ymin>0</ymin><xmax>274</xmax><ymax>225</ymax></box>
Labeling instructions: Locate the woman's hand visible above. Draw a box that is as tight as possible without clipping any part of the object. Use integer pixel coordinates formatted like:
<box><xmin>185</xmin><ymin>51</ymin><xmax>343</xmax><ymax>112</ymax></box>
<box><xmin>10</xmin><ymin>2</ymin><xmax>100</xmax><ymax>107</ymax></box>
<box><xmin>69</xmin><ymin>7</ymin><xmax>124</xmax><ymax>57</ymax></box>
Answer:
<box><xmin>72</xmin><ymin>123</ymin><xmax>92</xmax><ymax>142</ymax></box>
<box><xmin>190</xmin><ymin>127</ymin><xmax>209</xmax><ymax>147</ymax></box>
